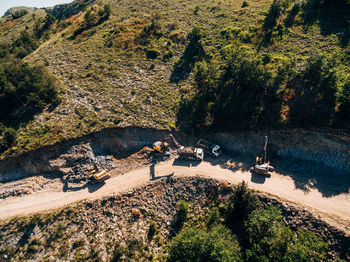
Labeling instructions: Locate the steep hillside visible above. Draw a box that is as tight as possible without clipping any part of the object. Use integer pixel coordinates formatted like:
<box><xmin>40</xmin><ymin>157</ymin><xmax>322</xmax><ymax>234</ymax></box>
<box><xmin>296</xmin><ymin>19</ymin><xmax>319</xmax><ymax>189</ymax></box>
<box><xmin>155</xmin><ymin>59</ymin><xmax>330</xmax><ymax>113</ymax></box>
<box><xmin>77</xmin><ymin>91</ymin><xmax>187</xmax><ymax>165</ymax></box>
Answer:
<box><xmin>0</xmin><ymin>0</ymin><xmax>349</xmax><ymax>158</ymax></box>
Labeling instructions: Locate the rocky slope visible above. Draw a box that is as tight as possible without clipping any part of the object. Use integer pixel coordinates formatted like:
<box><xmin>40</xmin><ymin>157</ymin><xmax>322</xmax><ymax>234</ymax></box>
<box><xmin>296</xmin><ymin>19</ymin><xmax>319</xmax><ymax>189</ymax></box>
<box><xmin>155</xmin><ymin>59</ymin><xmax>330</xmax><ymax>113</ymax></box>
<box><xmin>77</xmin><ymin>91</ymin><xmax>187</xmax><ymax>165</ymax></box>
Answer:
<box><xmin>0</xmin><ymin>177</ymin><xmax>349</xmax><ymax>261</ymax></box>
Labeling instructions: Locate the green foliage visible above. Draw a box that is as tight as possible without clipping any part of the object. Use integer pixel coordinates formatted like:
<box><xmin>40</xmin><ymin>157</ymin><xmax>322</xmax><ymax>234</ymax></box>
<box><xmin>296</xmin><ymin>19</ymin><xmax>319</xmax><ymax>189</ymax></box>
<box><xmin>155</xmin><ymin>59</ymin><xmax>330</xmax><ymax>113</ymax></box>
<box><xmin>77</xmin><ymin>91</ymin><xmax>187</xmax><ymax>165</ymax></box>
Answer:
<box><xmin>177</xmin><ymin>200</ymin><xmax>189</xmax><ymax>222</ymax></box>
<box><xmin>287</xmin><ymin>52</ymin><xmax>337</xmax><ymax>127</ymax></box>
<box><xmin>12</xmin><ymin>9</ymin><xmax>29</xmax><ymax>20</ymax></box>
<box><xmin>245</xmin><ymin>206</ymin><xmax>328</xmax><ymax>261</ymax></box>
<box><xmin>242</xmin><ymin>1</ymin><xmax>249</xmax><ymax>8</ymax></box>
<box><xmin>34</xmin><ymin>13</ymin><xmax>56</xmax><ymax>38</ymax></box>
<box><xmin>225</xmin><ymin>181</ymin><xmax>261</xmax><ymax>226</ymax></box>
<box><xmin>336</xmin><ymin>78</ymin><xmax>350</xmax><ymax>126</ymax></box>
<box><xmin>178</xmin><ymin>48</ymin><xmax>283</xmax><ymax>130</ymax></box>
<box><xmin>264</xmin><ymin>0</ymin><xmax>292</xmax><ymax>30</ymax></box>
<box><xmin>167</xmin><ymin>224</ymin><xmax>242</xmax><ymax>262</ymax></box>
<box><xmin>0</xmin><ymin>60</ymin><xmax>60</xmax><ymax>129</ymax></box>
<box><xmin>11</xmin><ymin>31</ymin><xmax>39</xmax><ymax>59</ymax></box>
<box><xmin>71</xmin><ymin>5</ymin><xmax>111</xmax><ymax>39</ymax></box>
<box><xmin>0</xmin><ymin>127</ymin><xmax>17</xmax><ymax>152</ymax></box>
<box><xmin>148</xmin><ymin>221</ymin><xmax>158</xmax><ymax>240</ymax></box>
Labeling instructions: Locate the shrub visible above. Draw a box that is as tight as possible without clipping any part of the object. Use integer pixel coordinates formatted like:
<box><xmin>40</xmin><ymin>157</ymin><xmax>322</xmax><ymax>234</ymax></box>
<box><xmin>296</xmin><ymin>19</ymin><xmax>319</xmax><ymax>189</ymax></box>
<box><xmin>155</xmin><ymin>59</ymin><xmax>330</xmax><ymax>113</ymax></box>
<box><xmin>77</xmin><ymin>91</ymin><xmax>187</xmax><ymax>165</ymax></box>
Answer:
<box><xmin>242</xmin><ymin>1</ymin><xmax>249</xmax><ymax>8</ymax></box>
<box><xmin>12</xmin><ymin>9</ymin><xmax>28</xmax><ymax>20</ymax></box>
<box><xmin>0</xmin><ymin>128</ymin><xmax>17</xmax><ymax>152</ymax></box>
<box><xmin>335</xmin><ymin>78</ymin><xmax>350</xmax><ymax>127</ymax></box>
<box><xmin>245</xmin><ymin>206</ymin><xmax>328</xmax><ymax>261</ymax></box>
<box><xmin>0</xmin><ymin>60</ymin><xmax>60</xmax><ymax>128</ymax></box>
<box><xmin>287</xmin><ymin>52</ymin><xmax>337</xmax><ymax>127</ymax></box>
<box><xmin>225</xmin><ymin>181</ymin><xmax>261</xmax><ymax>227</ymax></box>
<box><xmin>167</xmin><ymin>224</ymin><xmax>241</xmax><ymax>262</ymax></box>
<box><xmin>177</xmin><ymin>200</ymin><xmax>189</xmax><ymax>222</ymax></box>
<box><xmin>146</xmin><ymin>49</ymin><xmax>160</xmax><ymax>59</ymax></box>
<box><xmin>148</xmin><ymin>221</ymin><xmax>158</xmax><ymax>240</ymax></box>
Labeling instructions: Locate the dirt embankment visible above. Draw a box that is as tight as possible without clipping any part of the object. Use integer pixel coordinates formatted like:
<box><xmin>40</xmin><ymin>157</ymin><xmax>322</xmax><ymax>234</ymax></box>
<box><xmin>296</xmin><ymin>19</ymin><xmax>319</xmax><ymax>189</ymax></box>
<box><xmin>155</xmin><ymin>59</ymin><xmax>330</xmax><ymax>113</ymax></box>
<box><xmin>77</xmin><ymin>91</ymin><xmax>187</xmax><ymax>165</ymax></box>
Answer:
<box><xmin>0</xmin><ymin>128</ymin><xmax>349</xmax><ymax>185</ymax></box>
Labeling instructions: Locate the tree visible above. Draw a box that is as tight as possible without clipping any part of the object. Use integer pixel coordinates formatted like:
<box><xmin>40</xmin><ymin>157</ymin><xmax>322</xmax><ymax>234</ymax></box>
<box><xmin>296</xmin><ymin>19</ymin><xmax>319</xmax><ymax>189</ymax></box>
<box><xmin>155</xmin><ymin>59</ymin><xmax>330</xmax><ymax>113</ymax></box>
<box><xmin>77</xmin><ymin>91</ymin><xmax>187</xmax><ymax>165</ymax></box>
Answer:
<box><xmin>245</xmin><ymin>206</ymin><xmax>328</xmax><ymax>262</ymax></box>
<box><xmin>167</xmin><ymin>224</ymin><xmax>242</xmax><ymax>262</ymax></box>
<box><xmin>225</xmin><ymin>181</ymin><xmax>261</xmax><ymax>227</ymax></box>
<box><xmin>287</xmin><ymin>52</ymin><xmax>337</xmax><ymax>127</ymax></box>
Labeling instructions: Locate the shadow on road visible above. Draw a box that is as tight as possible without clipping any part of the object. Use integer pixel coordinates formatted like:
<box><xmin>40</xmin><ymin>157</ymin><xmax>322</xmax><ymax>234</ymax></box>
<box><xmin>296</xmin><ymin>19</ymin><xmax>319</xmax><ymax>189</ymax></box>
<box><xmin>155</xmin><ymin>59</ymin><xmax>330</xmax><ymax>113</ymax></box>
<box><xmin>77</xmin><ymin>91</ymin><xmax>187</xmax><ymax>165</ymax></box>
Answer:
<box><xmin>251</xmin><ymin>172</ymin><xmax>267</xmax><ymax>184</ymax></box>
<box><xmin>205</xmin><ymin>153</ymin><xmax>350</xmax><ymax>198</ymax></box>
<box><xmin>151</xmin><ymin>172</ymin><xmax>174</xmax><ymax>181</ymax></box>
<box><xmin>62</xmin><ymin>181</ymin><xmax>105</xmax><ymax>193</ymax></box>
<box><xmin>172</xmin><ymin>158</ymin><xmax>201</xmax><ymax>167</ymax></box>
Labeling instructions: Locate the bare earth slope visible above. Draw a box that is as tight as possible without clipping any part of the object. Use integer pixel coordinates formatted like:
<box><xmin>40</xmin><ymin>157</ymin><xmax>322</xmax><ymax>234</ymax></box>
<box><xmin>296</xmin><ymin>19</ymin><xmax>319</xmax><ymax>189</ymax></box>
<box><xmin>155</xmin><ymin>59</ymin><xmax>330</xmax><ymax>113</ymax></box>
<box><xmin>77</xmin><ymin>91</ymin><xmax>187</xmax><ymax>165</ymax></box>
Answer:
<box><xmin>1</xmin><ymin>158</ymin><xmax>349</xmax><ymax>234</ymax></box>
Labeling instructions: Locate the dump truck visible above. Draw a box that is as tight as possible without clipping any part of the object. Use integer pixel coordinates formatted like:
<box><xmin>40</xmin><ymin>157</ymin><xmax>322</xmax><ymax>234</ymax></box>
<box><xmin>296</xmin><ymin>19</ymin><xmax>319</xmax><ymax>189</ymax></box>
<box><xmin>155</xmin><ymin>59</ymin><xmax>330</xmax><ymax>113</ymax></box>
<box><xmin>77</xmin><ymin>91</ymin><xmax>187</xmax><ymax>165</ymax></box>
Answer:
<box><xmin>178</xmin><ymin>147</ymin><xmax>204</xmax><ymax>161</ymax></box>
<box><xmin>250</xmin><ymin>136</ymin><xmax>274</xmax><ymax>177</ymax></box>
<box><xmin>197</xmin><ymin>139</ymin><xmax>221</xmax><ymax>157</ymax></box>
<box><xmin>88</xmin><ymin>169</ymin><xmax>111</xmax><ymax>184</ymax></box>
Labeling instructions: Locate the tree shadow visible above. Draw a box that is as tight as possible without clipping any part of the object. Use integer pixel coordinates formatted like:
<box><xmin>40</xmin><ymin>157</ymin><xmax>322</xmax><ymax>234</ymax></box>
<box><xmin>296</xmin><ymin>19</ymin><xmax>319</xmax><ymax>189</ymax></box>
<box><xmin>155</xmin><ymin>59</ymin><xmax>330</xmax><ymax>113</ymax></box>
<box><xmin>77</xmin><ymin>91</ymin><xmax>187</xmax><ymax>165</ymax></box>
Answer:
<box><xmin>205</xmin><ymin>152</ymin><xmax>350</xmax><ymax>198</ymax></box>
<box><xmin>172</xmin><ymin>158</ymin><xmax>201</xmax><ymax>167</ymax></box>
<box><xmin>170</xmin><ymin>27</ymin><xmax>206</xmax><ymax>83</ymax></box>
<box><xmin>302</xmin><ymin>0</ymin><xmax>350</xmax><ymax>47</ymax></box>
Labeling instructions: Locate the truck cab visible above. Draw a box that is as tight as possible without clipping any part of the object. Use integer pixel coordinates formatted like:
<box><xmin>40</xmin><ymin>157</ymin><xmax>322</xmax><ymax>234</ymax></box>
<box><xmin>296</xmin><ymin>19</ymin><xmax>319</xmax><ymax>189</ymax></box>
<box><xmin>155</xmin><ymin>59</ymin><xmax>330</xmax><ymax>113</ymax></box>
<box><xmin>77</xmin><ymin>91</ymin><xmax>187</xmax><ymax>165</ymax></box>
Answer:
<box><xmin>212</xmin><ymin>145</ymin><xmax>221</xmax><ymax>157</ymax></box>
<box><xmin>197</xmin><ymin>139</ymin><xmax>221</xmax><ymax>157</ymax></box>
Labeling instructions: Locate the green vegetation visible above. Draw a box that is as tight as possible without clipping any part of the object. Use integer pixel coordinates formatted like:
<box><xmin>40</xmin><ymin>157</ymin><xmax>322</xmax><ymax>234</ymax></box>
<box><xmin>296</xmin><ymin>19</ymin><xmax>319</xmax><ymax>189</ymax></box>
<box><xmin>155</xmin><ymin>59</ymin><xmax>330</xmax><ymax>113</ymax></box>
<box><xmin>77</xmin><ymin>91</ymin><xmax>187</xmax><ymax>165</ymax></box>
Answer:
<box><xmin>0</xmin><ymin>0</ymin><xmax>348</xmax><ymax>157</ymax></box>
<box><xmin>167</xmin><ymin>182</ymin><xmax>328</xmax><ymax>262</ymax></box>
<box><xmin>167</xmin><ymin>224</ymin><xmax>241</xmax><ymax>262</ymax></box>
<box><xmin>177</xmin><ymin>42</ymin><xmax>347</xmax><ymax>130</ymax></box>
<box><xmin>71</xmin><ymin>4</ymin><xmax>111</xmax><ymax>39</ymax></box>
<box><xmin>12</xmin><ymin>9</ymin><xmax>29</xmax><ymax>20</ymax></box>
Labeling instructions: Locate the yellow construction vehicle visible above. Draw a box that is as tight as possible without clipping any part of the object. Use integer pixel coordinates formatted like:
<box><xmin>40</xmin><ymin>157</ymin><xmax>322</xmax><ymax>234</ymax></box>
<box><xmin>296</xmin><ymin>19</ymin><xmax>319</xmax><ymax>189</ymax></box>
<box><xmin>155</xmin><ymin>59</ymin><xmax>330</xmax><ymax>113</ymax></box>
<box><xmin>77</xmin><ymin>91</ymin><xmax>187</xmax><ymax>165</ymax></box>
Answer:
<box><xmin>88</xmin><ymin>169</ymin><xmax>110</xmax><ymax>184</ymax></box>
<box><xmin>153</xmin><ymin>141</ymin><xmax>169</xmax><ymax>153</ymax></box>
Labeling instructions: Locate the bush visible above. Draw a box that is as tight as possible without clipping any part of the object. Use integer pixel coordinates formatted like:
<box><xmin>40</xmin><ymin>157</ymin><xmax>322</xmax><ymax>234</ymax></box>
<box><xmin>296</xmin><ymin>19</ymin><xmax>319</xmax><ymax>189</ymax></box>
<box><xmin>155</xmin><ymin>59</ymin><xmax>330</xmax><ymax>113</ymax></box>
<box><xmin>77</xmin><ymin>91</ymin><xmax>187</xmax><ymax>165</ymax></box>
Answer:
<box><xmin>163</xmin><ymin>50</ymin><xmax>174</xmax><ymax>61</ymax></box>
<box><xmin>287</xmin><ymin>52</ymin><xmax>337</xmax><ymax>127</ymax></box>
<box><xmin>146</xmin><ymin>49</ymin><xmax>160</xmax><ymax>59</ymax></box>
<box><xmin>245</xmin><ymin>206</ymin><xmax>328</xmax><ymax>261</ymax></box>
<box><xmin>167</xmin><ymin>224</ymin><xmax>241</xmax><ymax>262</ymax></box>
<box><xmin>225</xmin><ymin>181</ymin><xmax>261</xmax><ymax>227</ymax></box>
<box><xmin>0</xmin><ymin>128</ymin><xmax>17</xmax><ymax>152</ymax></box>
<box><xmin>242</xmin><ymin>1</ymin><xmax>249</xmax><ymax>8</ymax></box>
<box><xmin>148</xmin><ymin>221</ymin><xmax>158</xmax><ymax>240</ymax></box>
<box><xmin>335</xmin><ymin>78</ymin><xmax>350</xmax><ymax>126</ymax></box>
<box><xmin>12</xmin><ymin>9</ymin><xmax>28</xmax><ymax>19</ymax></box>
<box><xmin>0</xmin><ymin>60</ymin><xmax>60</xmax><ymax>127</ymax></box>
<box><xmin>177</xmin><ymin>200</ymin><xmax>189</xmax><ymax>222</ymax></box>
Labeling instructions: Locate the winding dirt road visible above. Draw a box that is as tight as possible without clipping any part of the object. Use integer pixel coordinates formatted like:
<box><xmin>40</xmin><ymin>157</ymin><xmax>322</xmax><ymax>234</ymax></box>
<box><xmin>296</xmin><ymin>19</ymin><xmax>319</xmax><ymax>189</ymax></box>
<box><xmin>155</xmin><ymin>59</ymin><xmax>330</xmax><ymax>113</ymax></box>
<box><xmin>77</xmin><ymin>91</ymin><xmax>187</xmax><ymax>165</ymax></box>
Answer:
<box><xmin>1</xmin><ymin>158</ymin><xmax>350</xmax><ymax>231</ymax></box>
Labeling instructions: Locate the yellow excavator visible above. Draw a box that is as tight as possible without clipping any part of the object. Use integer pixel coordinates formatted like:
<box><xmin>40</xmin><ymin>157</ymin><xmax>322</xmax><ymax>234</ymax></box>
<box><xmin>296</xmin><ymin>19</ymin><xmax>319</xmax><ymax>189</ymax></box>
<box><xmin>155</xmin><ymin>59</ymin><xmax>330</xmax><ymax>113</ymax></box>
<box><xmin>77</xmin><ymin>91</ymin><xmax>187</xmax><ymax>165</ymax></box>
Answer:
<box><xmin>153</xmin><ymin>141</ymin><xmax>169</xmax><ymax>153</ymax></box>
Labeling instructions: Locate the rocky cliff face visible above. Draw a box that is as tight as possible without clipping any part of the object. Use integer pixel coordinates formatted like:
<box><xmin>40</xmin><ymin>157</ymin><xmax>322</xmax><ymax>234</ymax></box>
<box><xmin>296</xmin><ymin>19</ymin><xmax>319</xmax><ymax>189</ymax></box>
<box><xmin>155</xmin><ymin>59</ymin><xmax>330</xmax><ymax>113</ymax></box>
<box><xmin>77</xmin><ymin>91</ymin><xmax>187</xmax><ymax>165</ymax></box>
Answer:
<box><xmin>210</xmin><ymin>129</ymin><xmax>350</xmax><ymax>172</ymax></box>
<box><xmin>0</xmin><ymin>127</ymin><xmax>349</xmax><ymax>183</ymax></box>
<box><xmin>47</xmin><ymin>0</ymin><xmax>96</xmax><ymax>20</ymax></box>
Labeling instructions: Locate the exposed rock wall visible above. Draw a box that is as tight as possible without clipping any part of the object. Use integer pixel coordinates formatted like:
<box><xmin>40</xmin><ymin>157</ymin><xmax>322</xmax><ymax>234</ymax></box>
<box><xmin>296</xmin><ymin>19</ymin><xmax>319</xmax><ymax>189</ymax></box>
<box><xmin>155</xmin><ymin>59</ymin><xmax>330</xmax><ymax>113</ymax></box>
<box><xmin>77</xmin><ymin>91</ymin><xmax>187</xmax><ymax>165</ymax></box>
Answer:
<box><xmin>0</xmin><ymin>128</ymin><xmax>171</xmax><ymax>183</ymax></box>
<box><xmin>209</xmin><ymin>129</ymin><xmax>350</xmax><ymax>172</ymax></box>
<box><xmin>0</xmin><ymin>127</ymin><xmax>349</xmax><ymax>183</ymax></box>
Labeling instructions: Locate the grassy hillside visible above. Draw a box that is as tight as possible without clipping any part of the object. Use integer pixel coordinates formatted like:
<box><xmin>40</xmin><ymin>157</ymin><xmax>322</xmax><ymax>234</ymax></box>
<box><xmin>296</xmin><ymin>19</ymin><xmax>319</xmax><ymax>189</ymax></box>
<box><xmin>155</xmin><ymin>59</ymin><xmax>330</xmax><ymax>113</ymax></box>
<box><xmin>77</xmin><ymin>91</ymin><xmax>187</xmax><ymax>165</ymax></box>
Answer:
<box><xmin>0</xmin><ymin>0</ymin><xmax>349</xmax><ymax>157</ymax></box>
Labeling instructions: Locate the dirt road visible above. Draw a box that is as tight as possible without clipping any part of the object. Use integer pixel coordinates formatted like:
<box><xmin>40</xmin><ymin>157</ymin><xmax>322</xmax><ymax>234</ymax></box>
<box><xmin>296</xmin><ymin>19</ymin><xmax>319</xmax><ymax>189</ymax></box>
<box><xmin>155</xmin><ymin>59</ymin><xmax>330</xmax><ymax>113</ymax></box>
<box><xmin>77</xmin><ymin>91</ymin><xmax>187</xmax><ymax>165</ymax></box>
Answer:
<box><xmin>1</xmin><ymin>159</ymin><xmax>350</xmax><ymax>230</ymax></box>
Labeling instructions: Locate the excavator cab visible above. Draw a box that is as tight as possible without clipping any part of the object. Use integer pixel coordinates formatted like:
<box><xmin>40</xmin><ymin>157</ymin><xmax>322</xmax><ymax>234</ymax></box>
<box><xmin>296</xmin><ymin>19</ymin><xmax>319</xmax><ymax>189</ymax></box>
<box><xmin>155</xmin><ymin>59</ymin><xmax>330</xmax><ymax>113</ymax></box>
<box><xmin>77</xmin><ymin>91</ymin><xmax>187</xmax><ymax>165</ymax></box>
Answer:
<box><xmin>153</xmin><ymin>141</ymin><xmax>164</xmax><ymax>153</ymax></box>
